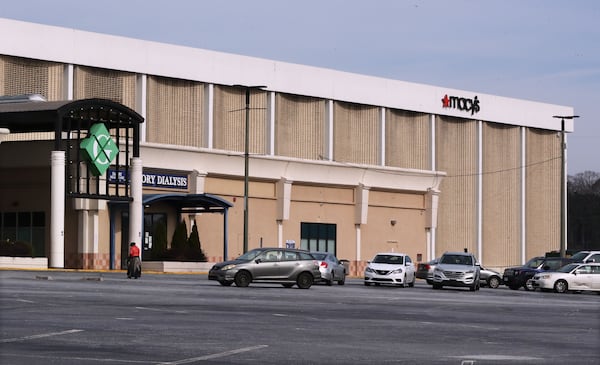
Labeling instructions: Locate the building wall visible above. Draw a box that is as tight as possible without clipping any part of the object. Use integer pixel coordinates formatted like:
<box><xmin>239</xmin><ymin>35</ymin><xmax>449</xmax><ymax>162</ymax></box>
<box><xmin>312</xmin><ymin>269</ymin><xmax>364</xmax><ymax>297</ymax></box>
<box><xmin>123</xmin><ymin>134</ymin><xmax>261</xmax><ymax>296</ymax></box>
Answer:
<box><xmin>435</xmin><ymin>116</ymin><xmax>478</xmax><ymax>255</ymax></box>
<box><xmin>0</xmin><ymin>19</ymin><xmax>574</xmax><ymax>271</ymax></box>
<box><xmin>525</xmin><ymin>128</ymin><xmax>561</xmax><ymax>261</ymax></box>
<box><xmin>482</xmin><ymin>123</ymin><xmax>522</xmax><ymax>267</ymax></box>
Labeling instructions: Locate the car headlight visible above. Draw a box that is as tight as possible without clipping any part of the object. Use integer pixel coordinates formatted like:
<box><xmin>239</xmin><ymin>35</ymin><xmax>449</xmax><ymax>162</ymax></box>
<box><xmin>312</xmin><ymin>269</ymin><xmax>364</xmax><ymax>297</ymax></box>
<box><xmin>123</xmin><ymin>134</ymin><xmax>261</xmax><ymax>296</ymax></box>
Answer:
<box><xmin>391</xmin><ymin>268</ymin><xmax>403</xmax><ymax>274</ymax></box>
<box><xmin>540</xmin><ymin>274</ymin><xmax>550</xmax><ymax>279</ymax></box>
<box><xmin>222</xmin><ymin>264</ymin><xmax>237</xmax><ymax>271</ymax></box>
<box><xmin>434</xmin><ymin>267</ymin><xmax>443</xmax><ymax>273</ymax></box>
<box><xmin>466</xmin><ymin>270</ymin><xmax>474</xmax><ymax>274</ymax></box>
<box><xmin>365</xmin><ymin>267</ymin><xmax>376</xmax><ymax>273</ymax></box>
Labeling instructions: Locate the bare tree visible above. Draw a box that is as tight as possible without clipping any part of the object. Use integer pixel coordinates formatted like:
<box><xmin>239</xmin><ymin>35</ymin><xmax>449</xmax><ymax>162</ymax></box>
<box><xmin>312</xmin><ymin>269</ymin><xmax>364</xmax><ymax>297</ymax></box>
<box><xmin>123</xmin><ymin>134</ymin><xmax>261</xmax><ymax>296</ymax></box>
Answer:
<box><xmin>568</xmin><ymin>171</ymin><xmax>600</xmax><ymax>195</ymax></box>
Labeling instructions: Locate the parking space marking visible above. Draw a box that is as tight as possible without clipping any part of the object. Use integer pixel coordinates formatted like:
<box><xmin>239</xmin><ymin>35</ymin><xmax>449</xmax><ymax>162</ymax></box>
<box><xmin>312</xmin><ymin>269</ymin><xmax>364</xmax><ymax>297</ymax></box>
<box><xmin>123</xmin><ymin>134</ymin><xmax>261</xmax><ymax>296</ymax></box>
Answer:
<box><xmin>157</xmin><ymin>345</ymin><xmax>268</xmax><ymax>364</ymax></box>
<box><xmin>135</xmin><ymin>306</ymin><xmax>187</xmax><ymax>314</ymax></box>
<box><xmin>0</xmin><ymin>329</ymin><xmax>83</xmax><ymax>343</ymax></box>
<box><xmin>1</xmin><ymin>352</ymin><xmax>151</xmax><ymax>364</ymax></box>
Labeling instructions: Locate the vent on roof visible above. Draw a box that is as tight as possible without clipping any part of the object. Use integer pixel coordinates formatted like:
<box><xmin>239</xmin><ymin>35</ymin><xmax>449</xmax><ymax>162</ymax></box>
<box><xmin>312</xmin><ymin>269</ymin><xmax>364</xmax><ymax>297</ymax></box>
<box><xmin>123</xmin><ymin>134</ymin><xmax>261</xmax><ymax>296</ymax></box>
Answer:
<box><xmin>0</xmin><ymin>94</ymin><xmax>47</xmax><ymax>104</ymax></box>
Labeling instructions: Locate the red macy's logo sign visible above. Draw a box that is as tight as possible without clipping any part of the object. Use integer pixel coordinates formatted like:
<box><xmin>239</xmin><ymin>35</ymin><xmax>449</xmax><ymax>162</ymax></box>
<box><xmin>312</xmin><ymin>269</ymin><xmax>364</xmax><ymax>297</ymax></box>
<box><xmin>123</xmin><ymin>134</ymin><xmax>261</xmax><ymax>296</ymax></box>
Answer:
<box><xmin>442</xmin><ymin>94</ymin><xmax>480</xmax><ymax>115</ymax></box>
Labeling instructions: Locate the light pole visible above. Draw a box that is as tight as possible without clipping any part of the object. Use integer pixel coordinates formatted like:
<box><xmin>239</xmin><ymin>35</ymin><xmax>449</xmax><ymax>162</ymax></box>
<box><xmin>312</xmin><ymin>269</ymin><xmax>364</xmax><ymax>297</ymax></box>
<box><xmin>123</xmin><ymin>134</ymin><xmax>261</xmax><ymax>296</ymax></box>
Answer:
<box><xmin>552</xmin><ymin>115</ymin><xmax>579</xmax><ymax>257</ymax></box>
<box><xmin>234</xmin><ymin>85</ymin><xmax>266</xmax><ymax>254</ymax></box>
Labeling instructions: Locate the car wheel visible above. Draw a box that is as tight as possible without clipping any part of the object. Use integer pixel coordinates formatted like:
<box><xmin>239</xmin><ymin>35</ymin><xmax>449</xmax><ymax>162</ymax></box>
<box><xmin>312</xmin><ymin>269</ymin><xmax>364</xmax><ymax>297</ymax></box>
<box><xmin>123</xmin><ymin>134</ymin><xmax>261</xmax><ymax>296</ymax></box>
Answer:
<box><xmin>525</xmin><ymin>280</ymin><xmax>535</xmax><ymax>291</ymax></box>
<box><xmin>408</xmin><ymin>275</ymin><xmax>415</xmax><ymax>287</ymax></box>
<box><xmin>234</xmin><ymin>271</ymin><xmax>252</xmax><ymax>287</ymax></box>
<box><xmin>218</xmin><ymin>280</ymin><xmax>233</xmax><ymax>286</ymax></box>
<box><xmin>296</xmin><ymin>272</ymin><xmax>314</xmax><ymax>289</ymax></box>
<box><xmin>426</xmin><ymin>279</ymin><xmax>433</xmax><ymax>285</ymax></box>
<box><xmin>364</xmin><ymin>282</ymin><xmax>371</xmax><ymax>286</ymax></box>
<box><xmin>282</xmin><ymin>283</ymin><xmax>294</xmax><ymax>288</ymax></box>
<box><xmin>488</xmin><ymin>276</ymin><xmax>500</xmax><ymax>289</ymax></box>
<box><xmin>470</xmin><ymin>282</ymin><xmax>477</xmax><ymax>291</ymax></box>
<box><xmin>337</xmin><ymin>275</ymin><xmax>346</xmax><ymax>285</ymax></box>
<box><xmin>554</xmin><ymin>279</ymin><xmax>568</xmax><ymax>293</ymax></box>
<box><xmin>508</xmin><ymin>284</ymin><xmax>520</xmax><ymax>290</ymax></box>
<box><xmin>433</xmin><ymin>283</ymin><xmax>442</xmax><ymax>290</ymax></box>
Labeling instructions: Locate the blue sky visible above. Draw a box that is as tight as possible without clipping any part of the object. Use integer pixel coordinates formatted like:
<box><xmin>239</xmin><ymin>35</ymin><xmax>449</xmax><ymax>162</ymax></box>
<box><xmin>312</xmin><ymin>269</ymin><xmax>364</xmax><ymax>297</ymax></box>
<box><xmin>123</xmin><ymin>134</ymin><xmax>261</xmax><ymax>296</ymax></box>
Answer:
<box><xmin>2</xmin><ymin>0</ymin><xmax>599</xmax><ymax>174</ymax></box>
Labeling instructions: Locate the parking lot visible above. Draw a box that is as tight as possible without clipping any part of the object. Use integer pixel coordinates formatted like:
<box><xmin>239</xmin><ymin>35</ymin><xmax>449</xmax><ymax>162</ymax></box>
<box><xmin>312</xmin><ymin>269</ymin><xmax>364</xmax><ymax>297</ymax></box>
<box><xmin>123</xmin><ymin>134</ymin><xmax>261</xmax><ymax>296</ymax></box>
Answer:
<box><xmin>1</xmin><ymin>269</ymin><xmax>599</xmax><ymax>364</ymax></box>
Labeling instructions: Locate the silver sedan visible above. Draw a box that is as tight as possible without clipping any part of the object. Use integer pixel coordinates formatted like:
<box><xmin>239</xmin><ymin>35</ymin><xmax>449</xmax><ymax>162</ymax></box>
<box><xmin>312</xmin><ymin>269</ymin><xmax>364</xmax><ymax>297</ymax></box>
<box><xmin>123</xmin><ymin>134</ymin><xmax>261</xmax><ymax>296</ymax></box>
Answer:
<box><xmin>311</xmin><ymin>252</ymin><xmax>347</xmax><ymax>286</ymax></box>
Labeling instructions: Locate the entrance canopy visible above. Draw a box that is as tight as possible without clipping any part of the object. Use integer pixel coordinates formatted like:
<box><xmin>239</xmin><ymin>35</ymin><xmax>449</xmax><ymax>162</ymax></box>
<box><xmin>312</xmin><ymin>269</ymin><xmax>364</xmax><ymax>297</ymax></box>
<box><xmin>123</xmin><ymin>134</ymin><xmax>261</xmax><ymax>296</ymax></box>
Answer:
<box><xmin>143</xmin><ymin>193</ymin><xmax>233</xmax><ymax>213</ymax></box>
<box><xmin>143</xmin><ymin>193</ymin><xmax>232</xmax><ymax>259</ymax></box>
<box><xmin>0</xmin><ymin>97</ymin><xmax>143</xmax><ymax>133</ymax></box>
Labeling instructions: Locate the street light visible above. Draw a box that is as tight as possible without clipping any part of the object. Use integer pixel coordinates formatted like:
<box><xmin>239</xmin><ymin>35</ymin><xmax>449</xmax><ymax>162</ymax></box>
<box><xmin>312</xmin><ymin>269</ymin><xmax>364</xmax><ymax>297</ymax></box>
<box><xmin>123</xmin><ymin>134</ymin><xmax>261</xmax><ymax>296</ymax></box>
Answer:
<box><xmin>552</xmin><ymin>115</ymin><xmax>579</xmax><ymax>258</ymax></box>
<box><xmin>233</xmin><ymin>85</ymin><xmax>266</xmax><ymax>254</ymax></box>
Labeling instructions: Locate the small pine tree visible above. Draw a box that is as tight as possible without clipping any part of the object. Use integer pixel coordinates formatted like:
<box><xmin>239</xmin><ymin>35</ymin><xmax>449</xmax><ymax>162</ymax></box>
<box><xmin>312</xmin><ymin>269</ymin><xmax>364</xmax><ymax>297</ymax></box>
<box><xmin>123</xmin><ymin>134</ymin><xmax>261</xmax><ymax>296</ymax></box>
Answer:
<box><xmin>187</xmin><ymin>223</ymin><xmax>207</xmax><ymax>261</ymax></box>
<box><xmin>171</xmin><ymin>220</ymin><xmax>188</xmax><ymax>251</ymax></box>
<box><xmin>188</xmin><ymin>223</ymin><xmax>201</xmax><ymax>251</ymax></box>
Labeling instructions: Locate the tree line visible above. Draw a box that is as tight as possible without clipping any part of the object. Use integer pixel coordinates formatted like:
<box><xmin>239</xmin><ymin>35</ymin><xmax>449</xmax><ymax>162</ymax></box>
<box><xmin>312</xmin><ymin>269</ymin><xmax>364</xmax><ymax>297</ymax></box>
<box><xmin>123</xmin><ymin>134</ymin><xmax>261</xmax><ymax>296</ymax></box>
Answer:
<box><xmin>568</xmin><ymin>171</ymin><xmax>600</xmax><ymax>251</ymax></box>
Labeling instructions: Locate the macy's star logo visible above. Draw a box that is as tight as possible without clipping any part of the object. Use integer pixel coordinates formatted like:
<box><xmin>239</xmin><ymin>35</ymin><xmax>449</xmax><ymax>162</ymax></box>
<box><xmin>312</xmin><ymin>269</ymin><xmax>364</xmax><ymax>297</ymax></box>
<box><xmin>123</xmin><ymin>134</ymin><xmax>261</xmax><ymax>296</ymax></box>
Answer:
<box><xmin>441</xmin><ymin>94</ymin><xmax>450</xmax><ymax>107</ymax></box>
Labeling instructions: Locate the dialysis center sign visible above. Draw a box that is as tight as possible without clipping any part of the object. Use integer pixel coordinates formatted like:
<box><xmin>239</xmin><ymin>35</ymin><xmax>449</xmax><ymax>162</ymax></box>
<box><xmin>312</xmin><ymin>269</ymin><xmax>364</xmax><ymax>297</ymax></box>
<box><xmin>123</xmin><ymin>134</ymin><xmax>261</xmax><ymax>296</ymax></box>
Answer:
<box><xmin>109</xmin><ymin>170</ymin><xmax>188</xmax><ymax>190</ymax></box>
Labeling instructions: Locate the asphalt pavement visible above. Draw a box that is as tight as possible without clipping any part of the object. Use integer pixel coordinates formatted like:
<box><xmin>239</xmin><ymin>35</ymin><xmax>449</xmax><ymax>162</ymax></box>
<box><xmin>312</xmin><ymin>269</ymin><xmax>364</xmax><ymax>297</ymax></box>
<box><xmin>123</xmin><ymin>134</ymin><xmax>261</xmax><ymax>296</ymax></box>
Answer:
<box><xmin>1</xmin><ymin>269</ymin><xmax>599</xmax><ymax>364</ymax></box>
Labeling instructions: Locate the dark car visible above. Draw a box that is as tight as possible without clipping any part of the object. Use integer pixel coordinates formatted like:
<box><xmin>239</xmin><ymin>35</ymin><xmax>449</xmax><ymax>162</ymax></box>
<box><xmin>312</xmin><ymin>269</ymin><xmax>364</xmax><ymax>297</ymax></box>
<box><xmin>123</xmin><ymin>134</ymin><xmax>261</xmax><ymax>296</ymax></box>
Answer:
<box><xmin>208</xmin><ymin>247</ymin><xmax>321</xmax><ymax>289</ymax></box>
<box><xmin>416</xmin><ymin>259</ymin><xmax>438</xmax><ymax>285</ymax></box>
<box><xmin>502</xmin><ymin>256</ymin><xmax>573</xmax><ymax>290</ymax></box>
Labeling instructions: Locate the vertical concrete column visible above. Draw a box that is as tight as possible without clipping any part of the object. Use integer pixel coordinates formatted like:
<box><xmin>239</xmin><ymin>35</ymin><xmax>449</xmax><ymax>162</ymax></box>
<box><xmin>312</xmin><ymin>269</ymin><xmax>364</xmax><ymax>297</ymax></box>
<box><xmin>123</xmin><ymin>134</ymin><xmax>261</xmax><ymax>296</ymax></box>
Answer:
<box><xmin>426</xmin><ymin>188</ymin><xmax>440</xmax><ymax>260</ymax></box>
<box><xmin>50</xmin><ymin>151</ymin><xmax>65</xmax><ymax>268</ymax></box>
<box><xmin>276</xmin><ymin>178</ymin><xmax>292</xmax><ymax>221</ymax></box>
<box><xmin>354</xmin><ymin>184</ymin><xmax>369</xmax><ymax>225</ymax></box>
<box><xmin>129</xmin><ymin>157</ymin><xmax>143</xmax><ymax>256</ymax></box>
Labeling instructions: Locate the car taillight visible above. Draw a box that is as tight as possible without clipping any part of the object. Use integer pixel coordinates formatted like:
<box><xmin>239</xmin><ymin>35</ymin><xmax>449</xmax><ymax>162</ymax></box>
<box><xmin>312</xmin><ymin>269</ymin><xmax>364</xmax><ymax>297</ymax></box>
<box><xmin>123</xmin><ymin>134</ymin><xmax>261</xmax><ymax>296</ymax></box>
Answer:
<box><xmin>320</xmin><ymin>261</ymin><xmax>328</xmax><ymax>268</ymax></box>
<box><xmin>424</xmin><ymin>264</ymin><xmax>430</xmax><ymax>270</ymax></box>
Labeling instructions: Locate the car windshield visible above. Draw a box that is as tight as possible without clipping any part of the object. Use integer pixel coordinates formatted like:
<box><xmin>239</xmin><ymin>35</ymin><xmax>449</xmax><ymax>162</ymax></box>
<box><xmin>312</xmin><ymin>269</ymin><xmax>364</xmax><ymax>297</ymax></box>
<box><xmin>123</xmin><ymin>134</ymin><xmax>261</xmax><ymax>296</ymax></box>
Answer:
<box><xmin>570</xmin><ymin>252</ymin><xmax>588</xmax><ymax>261</ymax></box>
<box><xmin>373</xmin><ymin>255</ymin><xmax>404</xmax><ymax>265</ymax></box>
<box><xmin>524</xmin><ymin>257</ymin><xmax>544</xmax><ymax>268</ymax></box>
<box><xmin>440</xmin><ymin>254</ymin><xmax>473</xmax><ymax>265</ymax></box>
<box><xmin>557</xmin><ymin>263</ymin><xmax>579</xmax><ymax>273</ymax></box>
<box><xmin>236</xmin><ymin>249</ymin><xmax>264</xmax><ymax>261</ymax></box>
<box><xmin>311</xmin><ymin>253</ymin><xmax>327</xmax><ymax>260</ymax></box>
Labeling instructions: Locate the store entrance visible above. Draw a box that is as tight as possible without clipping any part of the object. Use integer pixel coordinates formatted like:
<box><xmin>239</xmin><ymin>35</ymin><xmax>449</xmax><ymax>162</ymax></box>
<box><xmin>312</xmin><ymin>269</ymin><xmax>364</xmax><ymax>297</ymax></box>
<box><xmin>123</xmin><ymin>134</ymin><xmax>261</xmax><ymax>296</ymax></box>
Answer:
<box><xmin>143</xmin><ymin>213</ymin><xmax>167</xmax><ymax>261</ymax></box>
<box><xmin>120</xmin><ymin>212</ymin><xmax>167</xmax><ymax>264</ymax></box>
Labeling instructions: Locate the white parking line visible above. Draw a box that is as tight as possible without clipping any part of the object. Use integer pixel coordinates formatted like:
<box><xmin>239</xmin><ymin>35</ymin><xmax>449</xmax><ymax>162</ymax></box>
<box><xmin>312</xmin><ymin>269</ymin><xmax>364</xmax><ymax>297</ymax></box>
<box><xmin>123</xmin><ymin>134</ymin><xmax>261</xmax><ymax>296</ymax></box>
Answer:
<box><xmin>135</xmin><ymin>306</ymin><xmax>187</xmax><ymax>314</ymax></box>
<box><xmin>156</xmin><ymin>345</ymin><xmax>269</xmax><ymax>364</ymax></box>
<box><xmin>0</xmin><ymin>329</ymin><xmax>83</xmax><ymax>343</ymax></box>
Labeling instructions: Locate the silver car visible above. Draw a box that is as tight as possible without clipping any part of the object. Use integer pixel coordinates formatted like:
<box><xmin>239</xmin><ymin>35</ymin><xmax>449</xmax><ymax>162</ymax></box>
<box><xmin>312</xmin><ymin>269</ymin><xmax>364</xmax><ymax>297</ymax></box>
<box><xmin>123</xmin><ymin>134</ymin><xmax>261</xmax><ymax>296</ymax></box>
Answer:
<box><xmin>208</xmin><ymin>248</ymin><xmax>321</xmax><ymax>289</ymax></box>
<box><xmin>432</xmin><ymin>252</ymin><xmax>480</xmax><ymax>291</ymax></box>
<box><xmin>311</xmin><ymin>252</ymin><xmax>347</xmax><ymax>286</ymax></box>
<box><xmin>480</xmin><ymin>266</ymin><xmax>501</xmax><ymax>289</ymax></box>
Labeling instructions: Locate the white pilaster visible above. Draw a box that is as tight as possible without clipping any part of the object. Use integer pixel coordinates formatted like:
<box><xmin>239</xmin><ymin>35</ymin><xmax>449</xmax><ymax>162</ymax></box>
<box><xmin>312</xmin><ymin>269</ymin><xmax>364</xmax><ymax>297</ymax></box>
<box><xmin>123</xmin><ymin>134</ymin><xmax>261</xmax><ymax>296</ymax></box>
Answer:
<box><xmin>50</xmin><ymin>151</ymin><xmax>65</xmax><ymax>268</ymax></box>
<box><xmin>136</xmin><ymin>74</ymin><xmax>147</xmax><ymax>143</ymax></box>
<box><xmin>205</xmin><ymin>83</ymin><xmax>214</xmax><ymax>149</ymax></box>
<box><xmin>521</xmin><ymin>127</ymin><xmax>526</xmax><ymax>264</ymax></box>
<box><xmin>129</xmin><ymin>157</ymin><xmax>143</xmax><ymax>256</ymax></box>
<box><xmin>477</xmin><ymin>120</ymin><xmax>483</xmax><ymax>263</ymax></box>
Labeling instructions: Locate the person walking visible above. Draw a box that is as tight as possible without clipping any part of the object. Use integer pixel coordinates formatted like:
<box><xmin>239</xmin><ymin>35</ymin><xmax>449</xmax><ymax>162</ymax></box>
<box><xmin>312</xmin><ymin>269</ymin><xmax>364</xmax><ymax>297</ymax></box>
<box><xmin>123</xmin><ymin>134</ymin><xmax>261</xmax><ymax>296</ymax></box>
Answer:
<box><xmin>127</xmin><ymin>242</ymin><xmax>141</xmax><ymax>279</ymax></box>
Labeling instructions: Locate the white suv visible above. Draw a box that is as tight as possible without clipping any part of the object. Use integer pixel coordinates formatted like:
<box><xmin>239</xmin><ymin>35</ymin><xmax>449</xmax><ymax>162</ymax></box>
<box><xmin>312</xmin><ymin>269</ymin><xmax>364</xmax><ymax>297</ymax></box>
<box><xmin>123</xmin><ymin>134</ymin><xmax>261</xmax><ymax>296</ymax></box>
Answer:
<box><xmin>570</xmin><ymin>251</ymin><xmax>600</xmax><ymax>264</ymax></box>
<box><xmin>432</xmin><ymin>252</ymin><xmax>480</xmax><ymax>291</ymax></box>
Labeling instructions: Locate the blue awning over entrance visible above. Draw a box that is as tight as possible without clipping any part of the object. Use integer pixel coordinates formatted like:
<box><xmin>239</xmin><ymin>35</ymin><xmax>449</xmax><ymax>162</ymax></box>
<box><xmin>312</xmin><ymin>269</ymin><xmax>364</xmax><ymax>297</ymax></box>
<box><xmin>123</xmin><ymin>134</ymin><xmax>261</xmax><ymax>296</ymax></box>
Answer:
<box><xmin>143</xmin><ymin>193</ymin><xmax>233</xmax><ymax>213</ymax></box>
<box><xmin>141</xmin><ymin>193</ymin><xmax>232</xmax><ymax>260</ymax></box>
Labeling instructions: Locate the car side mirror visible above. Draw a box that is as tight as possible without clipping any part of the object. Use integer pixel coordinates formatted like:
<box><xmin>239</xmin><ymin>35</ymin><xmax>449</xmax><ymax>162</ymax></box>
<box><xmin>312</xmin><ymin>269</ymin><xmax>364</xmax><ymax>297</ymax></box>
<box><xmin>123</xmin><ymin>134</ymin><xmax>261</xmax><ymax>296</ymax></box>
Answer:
<box><xmin>542</xmin><ymin>265</ymin><xmax>550</xmax><ymax>270</ymax></box>
<box><xmin>255</xmin><ymin>258</ymin><xmax>262</xmax><ymax>264</ymax></box>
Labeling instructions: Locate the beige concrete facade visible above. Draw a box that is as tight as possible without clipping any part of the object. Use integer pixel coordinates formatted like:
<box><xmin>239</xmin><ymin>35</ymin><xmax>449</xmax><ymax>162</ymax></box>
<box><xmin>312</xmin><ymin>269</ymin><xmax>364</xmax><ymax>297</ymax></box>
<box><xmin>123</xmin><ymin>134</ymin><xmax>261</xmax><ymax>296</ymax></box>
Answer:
<box><xmin>0</xmin><ymin>19</ymin><xmax>575</xmax><ymax>274</ymax></box>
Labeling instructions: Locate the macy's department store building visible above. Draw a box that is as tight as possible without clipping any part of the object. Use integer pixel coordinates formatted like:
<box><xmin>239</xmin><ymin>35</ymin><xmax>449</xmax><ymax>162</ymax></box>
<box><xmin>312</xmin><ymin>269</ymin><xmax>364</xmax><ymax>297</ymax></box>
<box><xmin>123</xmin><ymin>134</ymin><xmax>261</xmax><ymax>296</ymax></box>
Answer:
<box><xmin>0</xmin><ymin>18</ymin><xmax>575</xmax><ymax>274</ymax></box>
